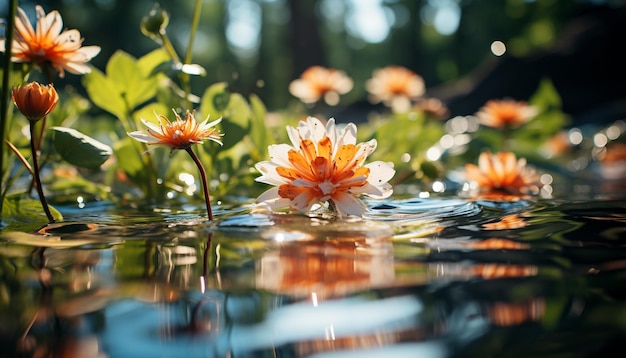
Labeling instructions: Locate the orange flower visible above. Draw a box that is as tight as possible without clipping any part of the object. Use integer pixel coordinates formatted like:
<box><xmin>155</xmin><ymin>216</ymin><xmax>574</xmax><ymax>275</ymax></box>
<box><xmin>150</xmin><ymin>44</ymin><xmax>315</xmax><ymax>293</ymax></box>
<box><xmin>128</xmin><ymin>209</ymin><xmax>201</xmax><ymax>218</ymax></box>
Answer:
<box><xmin>1</xmin><ymin>5</ymin><xmax>101</xmax><ymax>78</ymax></box>
<box><xmin>464</xmin><ymin>151</ymin><xmax>541</xmax><ymax>197</ymax></box>
<box><xmin>475</xmin><ymin>99</ymin><xmax>537</xmax><ymax>129</ymax></box>
<box><xmin>288</xmin><ymin>66</ymin><xmax>353</xmax><ymax>105</ymax></box>
<box><xmin>365</xmin><ymin>66</ymin><xmax>425</xmax><ymax>112</ymax></box>
<box><xmin>255</xmin><ymin>117</ymin><xmax>395</xmax><ymax>217</ymax></box>
<box><xmin>128</xmin><ymin>110</ymin><xmax>223</xmax><ymax>151</ymax></box>
<box><xmin>11</xmin><ymin>81</ymin><xmax>59</xmax><ymax>122</ymax></box>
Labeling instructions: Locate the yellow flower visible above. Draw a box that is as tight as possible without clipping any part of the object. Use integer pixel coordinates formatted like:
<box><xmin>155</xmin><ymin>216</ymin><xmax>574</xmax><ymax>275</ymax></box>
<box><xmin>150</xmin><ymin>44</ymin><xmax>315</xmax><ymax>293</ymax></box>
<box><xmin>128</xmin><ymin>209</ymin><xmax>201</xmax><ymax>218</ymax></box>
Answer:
<box><xmin>365</xmin><ymin>66</ymin><xmax>425</xmax><ymax>112</ymax></box>
<box><xmin>288</xmin><ymin>66</ymin><xmax>353</xmax><ymax>105</ymax></box>
<box><xmin>255</xmin><ymin>117</ymin><xmax>395</xmax><ymax>217</ymax></box>
<box><xmin>128</xmin><ymin>110</ymin><xmax>223</xmax><ymax>151</ymax></box>
<box><xmin>475</xmin><ymin>99</ymin><xmax>538</xmax><ymax>129</ymax></box>
<box><xmin>0</xmin><ymin>5</ymin><xmax>101</xmax><ymax>78</ymax></box>
<box><xmin>464</xmin><ymin>151</ymin><xmax>541</xmax><ymax>197</ymax></box>
<box><xmin>11</xmin><ymin>81</ymin><xmax>59</xmax><ymax>122</ymax></box>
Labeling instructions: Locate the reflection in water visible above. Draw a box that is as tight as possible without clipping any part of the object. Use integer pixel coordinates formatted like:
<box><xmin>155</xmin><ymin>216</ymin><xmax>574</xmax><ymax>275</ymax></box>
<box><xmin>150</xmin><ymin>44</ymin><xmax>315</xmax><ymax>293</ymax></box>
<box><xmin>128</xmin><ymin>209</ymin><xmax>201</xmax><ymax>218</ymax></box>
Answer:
<box><xmin>1</xmin><ymin>199</ymin><xmax>626</xmax><ymax>356</ymax></box>
<box><xmin>256</xmin><ymin>237</ymin><xmax>394</xmax><ymax>300</ymax></box>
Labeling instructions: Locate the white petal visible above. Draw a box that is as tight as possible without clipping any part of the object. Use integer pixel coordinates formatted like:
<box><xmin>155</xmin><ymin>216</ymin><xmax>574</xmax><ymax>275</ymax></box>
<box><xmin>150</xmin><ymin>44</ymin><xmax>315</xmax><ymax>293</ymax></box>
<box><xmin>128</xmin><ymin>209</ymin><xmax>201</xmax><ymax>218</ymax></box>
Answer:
<box><xmin>199</xmin><ymin>116</ymin><xmax>222</xmax><ymax>129</ymax></box>
<box><xmin>267</xmin><ymin>144</ymin><xmax>293</xmax><ymax>168</ymax></box>
<box><xmin>291</xmin><ymin>191</ymin><xmax>316</xmax><ymax>213</ymax></box>
<box><xmin>287</xmin><ymin>125</ymin><xmax>301</xmax><ymax>149</ymax></box>
<box><xmin>325</xmin><ymin>118</ymin><xmax>337</xmax><ymax>146</ymax></box>
<box><xmin>332</xmin><ymin>192</ymin><xmax>367</xmax><ymax>217</ymax></box>
<box><xmin>128</xmin><ymin>131</ymin><xmax>159</xmax><ymax>144</ymax></box>
<box><xmin>254</xmin><ymin>162</ymin><xmax>289</xmax><ymax>186</ymax></box>
<box><xmin>256</xmin><ymin>187</ymin><xmax>280</xmax><ymax>203</ymax></box>
<box><xmin>306</xmin><ymin>116</ymin><xmax>326</xmax><ymax>144</ymax></box>
<box><xmin>351</xmin><ymin>182</ymin><xmax>393</xmax><ymax>199</ymax></box>
<box><xmin>336</xmin><ymin>122</ymin><xmax>358</xmax><ymax>147</ymax></box>
<box><xmin>140</xmin><ymin>118</ymin><xmax>164</xmax><ymax>134</ymax></box>
<box><xmin>365</xmin><ymin>161</ymin><xmax>396</xmax><ymax>185</ymax></box>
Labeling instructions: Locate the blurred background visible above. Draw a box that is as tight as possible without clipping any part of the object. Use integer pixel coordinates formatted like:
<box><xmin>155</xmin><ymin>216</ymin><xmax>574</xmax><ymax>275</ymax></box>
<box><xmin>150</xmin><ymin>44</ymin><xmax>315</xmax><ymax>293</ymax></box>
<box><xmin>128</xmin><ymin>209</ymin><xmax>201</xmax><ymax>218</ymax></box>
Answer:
<box><xmin>3</xmin><ymin>0</ymin><xmax>626</xmax><ymax>126</ymax></box>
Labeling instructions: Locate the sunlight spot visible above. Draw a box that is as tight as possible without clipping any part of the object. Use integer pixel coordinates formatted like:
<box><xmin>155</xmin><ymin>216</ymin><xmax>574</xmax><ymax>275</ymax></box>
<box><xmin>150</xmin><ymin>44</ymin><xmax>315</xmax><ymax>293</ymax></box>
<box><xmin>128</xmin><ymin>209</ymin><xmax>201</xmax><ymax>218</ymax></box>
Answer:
<box><xmin>540</xmin><ymin>174</ymin><xmax>553</xmax><ymax>185</ymax></box>
<box><xmin>432</xmin><ymin>181</ymin><xmax>445</xmax><ymax>193</ymax></box>
<box><xmin>401</xmin><ymin>153</ymin><xmax>412</xmax><ymax>163</ymax></box>
<box><xmin>594</xmin><ymin>133</ymin><xmax>608</xmax><ymax>147</ymax></box>
<box><xmin>490</xmin><ymin>40</ymin><xmax>506</xmax><ymax>56</ymax></box>
<box><xmin>426</xmin><ymin>147</ymin><xmax>442</xmax><ymax>161</ymax></box>
<box><xmin>568</xmin><ymin>128</ymin><xmax>583</xmax><ymax>145</ymax></box>
<box><xmin>179</xmin><ymin>173</ymin><xmax>195</xmax><ymax>185</ymax></box>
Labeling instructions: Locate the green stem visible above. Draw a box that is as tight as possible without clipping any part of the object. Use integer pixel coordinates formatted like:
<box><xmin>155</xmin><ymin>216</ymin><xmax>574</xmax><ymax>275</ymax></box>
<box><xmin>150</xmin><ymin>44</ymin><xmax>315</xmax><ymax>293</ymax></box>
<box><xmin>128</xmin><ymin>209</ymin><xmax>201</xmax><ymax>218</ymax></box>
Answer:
<box><xmin>0</xmin><ymin>0</ymin><xmax>18</xmax><ymax>214</ymax></box>
<box><xmin>29</xmin><ymin>122</ymin><xmax>55</xmax><ymax>223</ymax></box>
<box><xmin>185</xmin><ymin>146</ymin><xmax>213</xmax><ymax>221</ymax></box>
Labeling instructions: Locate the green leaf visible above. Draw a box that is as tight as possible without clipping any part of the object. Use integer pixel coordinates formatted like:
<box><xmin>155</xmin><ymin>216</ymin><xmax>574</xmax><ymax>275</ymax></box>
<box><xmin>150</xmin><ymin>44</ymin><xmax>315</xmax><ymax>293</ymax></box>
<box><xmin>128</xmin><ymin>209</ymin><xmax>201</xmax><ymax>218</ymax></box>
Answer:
<box><xmin>199</xmin><ymin>82</ymin><xmax>230</xmax><ymax>119</ymax></box>
<box><xmin>1</xmin><ymin>195</ymin><xmax>63</xmax><ymax>229</ymax></box>
<box><xmin>530</xmin><ymin>78</ymin><xmax>562</xmax><ymax>111</ymax></box>
<box><xmin>138</xmin><ymin>48</ymin><xmax>170</xmax><ymax>77</ymax></box>
<box><xmin>113</xmin><ymin>137</ymin><xmax>147</xmax><ymax>181</ymax></box>
<box><xmin>52</xmin><ymin>127</ymin><xmax>113</xmax><ymax>169</ymax></box>
<box><xmin>106</xmin><ymin>51</ymin><xmax>157</xmax><ymax>110</ymax></box>
<box><xmin>248</xmin><ymin>93</ymin><xmax>269</xmax><ymax>160</ymax></box>
<box><xmin>82</xmin><ymin>67</ymin><xmax>127</xmax><ymax>119</ymax></box>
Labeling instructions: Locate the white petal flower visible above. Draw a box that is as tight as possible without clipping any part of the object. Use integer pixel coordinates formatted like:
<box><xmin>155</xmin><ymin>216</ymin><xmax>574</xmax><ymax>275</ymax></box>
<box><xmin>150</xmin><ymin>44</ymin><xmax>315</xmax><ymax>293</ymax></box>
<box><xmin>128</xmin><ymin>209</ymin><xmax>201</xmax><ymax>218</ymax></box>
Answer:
<box><xmin>254</xmin><ymin>116</ymin><xmax>395</xmax><ymax>218</ymax></box>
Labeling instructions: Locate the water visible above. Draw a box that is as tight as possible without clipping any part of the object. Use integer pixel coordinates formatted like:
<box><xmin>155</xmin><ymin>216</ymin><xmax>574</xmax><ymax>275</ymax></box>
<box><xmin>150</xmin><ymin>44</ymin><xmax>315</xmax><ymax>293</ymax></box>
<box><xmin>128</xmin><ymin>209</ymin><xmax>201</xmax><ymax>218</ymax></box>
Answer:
<box><xmin>1</xmin><ymin>185</ymin><xmax>625</xmax><ymax>357</ymax></box>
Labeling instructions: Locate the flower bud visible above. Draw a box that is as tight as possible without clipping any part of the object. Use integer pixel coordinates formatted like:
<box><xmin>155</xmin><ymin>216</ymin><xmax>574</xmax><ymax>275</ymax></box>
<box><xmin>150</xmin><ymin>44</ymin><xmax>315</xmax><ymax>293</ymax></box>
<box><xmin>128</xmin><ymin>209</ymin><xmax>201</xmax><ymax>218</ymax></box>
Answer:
<box><xmin>141</xmin><ymin>4</ymin><xmax>169</xmax><ymax>39</ymax></box>
<box><xmin>12</xmin><ymin>82</ymin><xmax>59</xmax><ymax>122</ymax></box>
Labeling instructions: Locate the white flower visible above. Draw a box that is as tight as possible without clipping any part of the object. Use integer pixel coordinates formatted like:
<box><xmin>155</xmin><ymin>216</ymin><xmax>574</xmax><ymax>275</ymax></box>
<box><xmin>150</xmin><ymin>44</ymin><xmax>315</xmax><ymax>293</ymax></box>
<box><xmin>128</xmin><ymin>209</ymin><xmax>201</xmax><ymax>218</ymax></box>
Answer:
<box><xmin>255</xmin><ymin>117</ymin><xmax>395</xmax><ymax>217</ymax></box>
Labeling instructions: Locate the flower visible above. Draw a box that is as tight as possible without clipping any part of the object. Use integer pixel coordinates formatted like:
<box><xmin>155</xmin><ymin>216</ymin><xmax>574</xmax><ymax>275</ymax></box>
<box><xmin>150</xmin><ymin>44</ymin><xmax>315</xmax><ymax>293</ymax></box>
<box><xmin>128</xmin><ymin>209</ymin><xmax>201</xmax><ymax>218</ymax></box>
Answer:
<box><xmin>11</xmin><ymin>81</ymin><xmax>59</xmax><ymax>122</ymax></box>
<box><xmin>464</xmin><ymin>151</ymin><xmax>541</xmax><ymax>197</ymax></box>
<box><xmin>475</xmin><ymin>99</ymin><xmax>538</xmax><ymax>129</ymax></box>
<box><xmin>0</xmin><ymin>5</ymin><xmax>101</xmax><ymax>78</ymax></box>
<box><xmin>128</xmin><ymin>110</ymin><xmax>222</xmax><ymax>151</ymax></box>
<box><xmin>365</xmin><ymin>66</ymin><xmax>425</xmax><ymax>112</ymax></box>
<box><xmin>288</xmin><ymin>66</ymin><xmax>353</xmax><ymax>105</ymax></box>
<box><xmin>254</xmin><ymin>117</ymin><xmax>395</xmax><ymax>217</ymax></box>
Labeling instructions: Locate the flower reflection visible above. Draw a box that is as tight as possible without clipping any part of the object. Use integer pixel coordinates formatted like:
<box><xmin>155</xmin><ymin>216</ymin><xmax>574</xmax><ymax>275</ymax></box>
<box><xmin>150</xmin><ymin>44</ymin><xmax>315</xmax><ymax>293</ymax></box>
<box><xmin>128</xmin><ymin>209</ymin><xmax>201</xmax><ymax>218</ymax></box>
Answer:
<box><xmin>463</xmin><ymin>151</ymin><xmax>541</xmax><ymax>199</ymax></box>
<box><xmin>469</xmin><ymin>238</ymin><xmax>529</xmax><ymax>250</ymax></box>
<box><xmin>256</xmin><ymin>237</ymin><xmax>394</xmax><ymax>300</ymax></box>
<box><xmin>472</xmin><ymin>264</ymin><xmax>538</xmax><ymax>279</ymax></box>
<box><xmin>486</xmin><ymin>299</ymin><xmax>545</xmax><ymax>326</ymax></box>
<box><xmin>289</xmin><ymin>66</ymin><xmax>353</xmax><ymax>105</ymax></box>
<box><xmin>366</xmin><ymin>65</ymin><xmax>425</xmax><ymax>112</ymax></box>
<box><xmin>475</xmin><ymin>99</ymin><xmax>538</xmax><ymax>129</ymax></box>
<box><xmin>482</xmin><ymin>214</ymin><xmax>528</xmax><ymax>230</ymax></box>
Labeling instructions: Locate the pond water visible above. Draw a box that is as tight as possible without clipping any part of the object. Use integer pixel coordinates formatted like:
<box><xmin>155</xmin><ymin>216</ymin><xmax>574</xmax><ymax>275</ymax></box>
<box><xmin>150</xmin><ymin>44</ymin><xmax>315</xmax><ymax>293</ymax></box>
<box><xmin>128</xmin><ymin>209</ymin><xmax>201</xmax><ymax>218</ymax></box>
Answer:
<box><xmin>1</xmin><ymin>174</ymin><xmax>625</xmax><ymax>358</ymax></box>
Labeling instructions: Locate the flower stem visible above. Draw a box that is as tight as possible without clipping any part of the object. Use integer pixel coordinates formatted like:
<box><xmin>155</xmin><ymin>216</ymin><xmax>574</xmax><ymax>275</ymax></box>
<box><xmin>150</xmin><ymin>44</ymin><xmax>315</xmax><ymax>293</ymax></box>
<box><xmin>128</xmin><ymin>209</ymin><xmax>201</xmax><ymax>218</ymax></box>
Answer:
<box><xmin>0</xmin><ymin>0</ymin><xmax>18</xmax><ymax>215</ymax></box>
<box><xmin>29</xmin><ymin>122</ymin><xmax>54</xmax><ymax>223</ymax></box>
<box><xmin>185</xmin><ymin>147</ymin><xmax>214</xmax><ymax>221</ymax></box>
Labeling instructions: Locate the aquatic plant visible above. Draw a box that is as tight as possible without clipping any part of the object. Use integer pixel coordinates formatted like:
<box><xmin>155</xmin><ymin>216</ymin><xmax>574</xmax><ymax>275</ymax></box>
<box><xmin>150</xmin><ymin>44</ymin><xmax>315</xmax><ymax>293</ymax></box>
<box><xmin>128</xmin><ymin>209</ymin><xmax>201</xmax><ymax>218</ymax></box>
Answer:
<box><xmin>128</xmin><ymin>110</ymin><xmax>223</xmax><ymax>220</ymax></box>
<box><xmin>254</xmin><ymin>116</ymin><xmax>395</xmax><ymax>218</ymax></box>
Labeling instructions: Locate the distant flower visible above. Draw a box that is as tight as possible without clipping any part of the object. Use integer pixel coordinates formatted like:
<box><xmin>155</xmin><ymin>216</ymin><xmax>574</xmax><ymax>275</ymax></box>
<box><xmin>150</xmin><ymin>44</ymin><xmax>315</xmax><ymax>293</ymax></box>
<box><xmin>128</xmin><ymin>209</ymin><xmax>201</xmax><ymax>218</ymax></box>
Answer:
<box><xmin>0</xmin><ymin>5</ymin><xmax>101</xmax><ymax>78</ymax></box>
<box><xmin>288</xmin><ymin>66</ymin><xmax>353</xmax><ymax>106</ymax></box>
<box><xmin>475</xmin><ymin>99</ymin><xmax>538</xmax><ymax>129</ymax></box>
<box><xmin>11</xmin><ymin>81</ymin><xmax>58</xmax><ymax>122</ymax></box>
<box><xmin>414</xmin><ymin>97</ymin><xmax>449</xmax><ymax>120</ymax></box>
<box><xmin>128</xmin><ymin>110</ymin><xmax>222</xmax><ymax>152</ymax></box>
<box><xmin>255</xmin><ymin>117</ymin><xmax>395</xmax><ymax>218</ymax></box>
<box><xmin>365</xmin><ymin>66</ymin><xmax>425</xmax><ymax>112</ymax></box>
<box><xmin>464</xmin><ymin>151</ymin><xmax>541</xmax><ymax>198</ymax></box>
